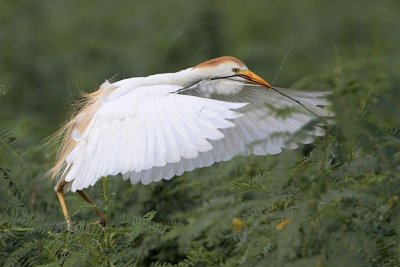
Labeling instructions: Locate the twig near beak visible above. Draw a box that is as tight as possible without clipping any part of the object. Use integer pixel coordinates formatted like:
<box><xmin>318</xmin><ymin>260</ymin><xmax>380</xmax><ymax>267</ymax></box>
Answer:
<box><xmin>269</xmin><ymin>86</ymin><xmax>329</xmax><ymax>123</ymax></box>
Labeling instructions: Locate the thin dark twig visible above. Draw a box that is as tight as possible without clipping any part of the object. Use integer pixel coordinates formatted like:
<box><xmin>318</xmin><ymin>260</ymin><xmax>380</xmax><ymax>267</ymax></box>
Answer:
<box><xmin>270</xmin><ymin>86</ymin><xmax>328</xmax><ymax>123</ymax></box>
<box><xmin>173</xmin><ymin>73</ymin><xmax>330</xmax><ymax>125</ymax></box>
<box><xmin>173</xmin><ymin>80</ymin><xmax>200</xmax><ymax>94</ymax></box>
<box><xmin>173</xmin><ymin>75</ymin><xmax>236</xmax><ymax>94</ymax></box>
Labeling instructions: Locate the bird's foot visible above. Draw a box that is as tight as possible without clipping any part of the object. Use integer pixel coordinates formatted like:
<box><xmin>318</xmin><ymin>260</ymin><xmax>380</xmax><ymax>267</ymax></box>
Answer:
<box><xmin>65</xmin><ymin>222</ymin><xmax>74</xmax><ymax>233</ymax></box>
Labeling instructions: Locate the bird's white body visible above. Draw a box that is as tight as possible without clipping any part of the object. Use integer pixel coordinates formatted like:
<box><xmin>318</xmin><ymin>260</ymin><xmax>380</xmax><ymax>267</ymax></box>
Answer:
<box><xmin>52</xmin><ymin>56</ymin><xmax>331</xmax><ymax>193</ymax></box>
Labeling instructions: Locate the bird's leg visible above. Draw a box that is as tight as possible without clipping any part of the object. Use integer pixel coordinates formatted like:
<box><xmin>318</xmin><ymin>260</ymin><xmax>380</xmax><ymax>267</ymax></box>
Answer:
<box><xmin>56</xmin><ymin>180</ymin><xmax>72</xmax><ymax>231</ymax></box>
<box><xmin>76</xmin><ymin>190</ymin><xmax>107</xmax><ymax>227</ymax></box>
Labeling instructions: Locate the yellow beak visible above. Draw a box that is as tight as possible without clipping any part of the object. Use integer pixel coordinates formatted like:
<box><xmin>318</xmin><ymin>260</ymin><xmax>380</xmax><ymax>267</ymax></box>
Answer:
<box><xmin>237</xmin><ymin>69</ymin><xmax>271</xmax><ymax>88</ymax></box>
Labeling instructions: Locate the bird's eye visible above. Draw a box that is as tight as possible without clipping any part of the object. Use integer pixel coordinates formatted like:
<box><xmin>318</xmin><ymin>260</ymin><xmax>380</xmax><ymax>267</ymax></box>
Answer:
<box><xmin>232</xmin><ymin>68</ymin><xmax>240</xmax><ymax>73</ymax></box>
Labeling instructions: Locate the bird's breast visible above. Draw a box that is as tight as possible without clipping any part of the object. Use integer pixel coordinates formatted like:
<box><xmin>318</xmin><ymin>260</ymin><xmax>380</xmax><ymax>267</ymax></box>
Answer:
<box><xmin>197</xmin><ymin>79</ymin><xmax>244</xmax><ymax>97</ymax></box>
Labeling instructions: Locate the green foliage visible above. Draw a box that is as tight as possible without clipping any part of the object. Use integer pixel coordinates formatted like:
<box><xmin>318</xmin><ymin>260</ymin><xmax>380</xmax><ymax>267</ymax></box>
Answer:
<box><xmin>1</xmin><ymin>1</ymin><xmax>400</xmax><ymax>266</ymax></box>
<box><xmin>0</xmin><ymin>121</ymin><xmax>30</xmax><ymax>167</ymax></box>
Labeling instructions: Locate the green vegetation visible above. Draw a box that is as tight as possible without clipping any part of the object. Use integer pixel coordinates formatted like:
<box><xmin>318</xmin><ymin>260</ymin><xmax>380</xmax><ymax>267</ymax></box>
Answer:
<box><xmin>1</xmin><ymin>1</ymin><xmax>399</xmax><ymax>266</ymax></box>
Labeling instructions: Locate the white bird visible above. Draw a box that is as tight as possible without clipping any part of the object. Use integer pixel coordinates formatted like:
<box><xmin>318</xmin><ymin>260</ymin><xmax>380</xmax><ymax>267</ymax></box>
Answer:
<box><xmin>50</xmin><ymin>56</ymin><xmax>331</xmax><ymax>229</ymax></box>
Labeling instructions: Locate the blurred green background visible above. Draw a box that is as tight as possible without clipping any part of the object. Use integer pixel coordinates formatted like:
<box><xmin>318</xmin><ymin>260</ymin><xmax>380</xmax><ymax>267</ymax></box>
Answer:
<box><xmin>1</xmin><ymin>1</ymin><xmax>400</xmax><ymax>266</ymax></box>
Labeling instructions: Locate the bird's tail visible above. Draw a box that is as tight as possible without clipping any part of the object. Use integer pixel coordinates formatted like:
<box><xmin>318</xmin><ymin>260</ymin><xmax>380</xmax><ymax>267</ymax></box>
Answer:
<box><xmin>47</xmin><ymin>81</ymin><xmax>116</xmax><ymax>189</ymax></box>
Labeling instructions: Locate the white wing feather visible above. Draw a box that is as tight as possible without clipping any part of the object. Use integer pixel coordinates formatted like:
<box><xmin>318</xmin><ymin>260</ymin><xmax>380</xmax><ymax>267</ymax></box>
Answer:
<box><xmin>64</xmin><ymin>84</ymin><xmax>246</xmax><ymax>191</ymax></box>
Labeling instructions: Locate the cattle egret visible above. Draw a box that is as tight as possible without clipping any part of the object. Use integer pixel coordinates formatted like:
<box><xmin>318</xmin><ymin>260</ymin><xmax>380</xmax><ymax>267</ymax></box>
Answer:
<box><xmin>50</xmin><ymin>56</ymin><xmax>332</xmax><ymax>229</ymax></box>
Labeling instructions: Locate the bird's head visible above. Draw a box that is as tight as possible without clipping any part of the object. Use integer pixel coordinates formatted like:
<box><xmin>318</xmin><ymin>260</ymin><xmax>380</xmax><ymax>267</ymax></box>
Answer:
<box><xmin>192</xmin><ymin>56</ymin><xmax>272</xmax><ymax>93</ymax></box>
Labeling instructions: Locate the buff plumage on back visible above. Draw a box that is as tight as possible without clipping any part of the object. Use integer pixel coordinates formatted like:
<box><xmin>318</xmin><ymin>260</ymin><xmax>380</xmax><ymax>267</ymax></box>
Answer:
<box><xmin>49</xmin><ymin>81</ymin><xmax>115</xmax><ymax>188</ymax></box>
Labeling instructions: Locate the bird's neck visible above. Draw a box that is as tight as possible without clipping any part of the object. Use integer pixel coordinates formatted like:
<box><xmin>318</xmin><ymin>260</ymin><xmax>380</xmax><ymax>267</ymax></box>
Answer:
<box><xmin>115</xmin><ymin>68</ymin><xmax>203</xmax><ymax>88</ymax></box>
<box><xmin>146</xmin><ymin>68</ymin><xmax>202</xmax><ymax>87</ymax></box>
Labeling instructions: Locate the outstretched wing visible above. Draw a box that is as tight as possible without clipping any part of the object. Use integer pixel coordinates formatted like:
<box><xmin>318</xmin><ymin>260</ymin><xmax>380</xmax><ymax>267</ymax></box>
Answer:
<box><xmin>122</xmin><ymin>85</ymin><xmax>332</xmax><ymax>186</ymax></box>
<box><xmin>63</xmin><ymin>81</ymin><xmax>331</xmax><ymax>191</ymax></box>
<box><xmin>64</xmin><ymin>84</ymin><xmax>246</xmax><ymax>191</ymax></box>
